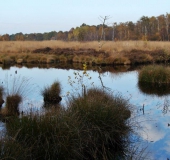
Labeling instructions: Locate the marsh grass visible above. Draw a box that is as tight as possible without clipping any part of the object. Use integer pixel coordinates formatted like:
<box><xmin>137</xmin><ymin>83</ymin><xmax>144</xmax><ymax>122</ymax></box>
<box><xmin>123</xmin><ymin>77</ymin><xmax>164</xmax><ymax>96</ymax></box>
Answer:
<box><xmin>138</xmin><ymin>65</ymin><xmax>170</xmax><ymax>84</ymax></box>
<box><xmin>4</xmin><ymin>74</ymin><xmax>32</xmax><ymax>98</ymax></box>
<box><xmin>41</xmin><ymin>81</ymin><xmax>62</xmax><ymax>105</ymax></box>
<box><xmin>4</xmin><ymin>94</ymin><xmax>22</xmax><ymax>116</ymax></box>
<box><xmin>112</xmin><ymin>55</ymin><xmax>131</xmax><ymax>65</ymax></box>
<box><xmin>0</xmin><ymin>75</ymin><xmax>34</xmax><ymax>116</ymax></box>
<box><xmin>138</xmin><ymin>81</ymin><xmax>170</xmax><ymax>96</ymax></box>
<box><xmin>0</xmin><ymin>41</ymin><xmax>170</xmax><ymax>53</ymax></box>
<box><xmin>2</xmin><ymin>87</ymin><xmax>132</xmax><ymax>160</ymax></box>
<box><xmin>0</xmin><ymin>41</ymin><xmax>170</xmax><ymax>65</ymax></box>
<box><xmin>0</xmin><ymin>86</ymin><xmax>4</xmax><ymax>108</ymax></box>
<box><xmin>0</xmin><ymin>87</ymin><xmax>3</xmax><ymax>99</ymax></box>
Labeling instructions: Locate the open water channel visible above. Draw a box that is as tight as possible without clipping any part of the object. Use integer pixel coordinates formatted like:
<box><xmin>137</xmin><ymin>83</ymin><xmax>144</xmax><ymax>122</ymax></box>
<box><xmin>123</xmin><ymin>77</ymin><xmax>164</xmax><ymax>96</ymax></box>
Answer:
<box><xmin>0</xmin><ymin>64</ymin><xmax>170</xmax><ymax>159</ymax></box>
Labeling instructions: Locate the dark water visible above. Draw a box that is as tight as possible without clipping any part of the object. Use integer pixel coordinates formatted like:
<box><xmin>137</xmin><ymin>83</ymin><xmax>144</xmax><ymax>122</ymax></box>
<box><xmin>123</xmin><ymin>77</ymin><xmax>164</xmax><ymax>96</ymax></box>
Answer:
<box><xmin>0</xmin><ymin>64</ymin><xmax>170</xmax><ymax>159</ymax></box>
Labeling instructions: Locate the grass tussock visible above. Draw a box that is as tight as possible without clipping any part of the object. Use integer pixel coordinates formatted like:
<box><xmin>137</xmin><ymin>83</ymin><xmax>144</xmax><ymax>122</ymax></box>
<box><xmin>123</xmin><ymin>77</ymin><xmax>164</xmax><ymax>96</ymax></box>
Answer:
<box><xmin>0</xmin><ymin>75</ymin><xmax>33</xmax><ymax>116</ymax></box>
<box><xmin>0</xmin><ymin>86</ymin><xmax>3</xmax><ymax>99</ymax></box>
<box><xmin>4</xmin><ymin>94</ymin><xmax>22</xmax><ymax>116</ymax></box>
<box><xmin>138</xmin><ymin>65</ymin><xmax>170</xmax><ymax>84</ymax></box>
<box><xmin>41</xmin><ymin>81</ymin><xmax>62</xmax><ymax>105</ymax></box>
<box><xmin>0</xmin><ymin>86</ymin><xmax>4</xmax><ymax>108</ymax></box>
<box><xmin>2</xmin><ymin>88</ymin><xmax>132</xmax><ymax>160</ymax></box>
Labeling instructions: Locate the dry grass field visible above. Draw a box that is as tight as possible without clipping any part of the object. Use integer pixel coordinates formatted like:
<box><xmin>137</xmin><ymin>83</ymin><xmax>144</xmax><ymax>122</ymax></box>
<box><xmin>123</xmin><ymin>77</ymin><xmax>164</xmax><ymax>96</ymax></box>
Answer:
<box><xmin>0</xmin><ymin>40</ymin><xmax>170</xmax><ymax>53</ymax></box>
<box><xmin>0</xmin><ymin>40</ymin><xmax>170</xmax><ymax>65</ymax></box>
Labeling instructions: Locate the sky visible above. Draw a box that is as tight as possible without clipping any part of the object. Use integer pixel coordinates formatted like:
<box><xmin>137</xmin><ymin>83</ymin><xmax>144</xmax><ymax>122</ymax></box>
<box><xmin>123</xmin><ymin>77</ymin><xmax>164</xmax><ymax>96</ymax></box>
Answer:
<box><xmin>0</xmin><ymin>0</ymin><xmax>170</xmax><ymax>35</ymax></box>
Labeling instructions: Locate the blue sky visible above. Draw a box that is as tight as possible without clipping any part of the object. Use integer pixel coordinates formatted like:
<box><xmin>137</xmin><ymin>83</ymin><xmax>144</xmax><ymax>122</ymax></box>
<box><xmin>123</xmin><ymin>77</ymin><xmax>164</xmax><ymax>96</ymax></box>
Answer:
<box><xmin>0</xmin><ymin>0</ymin><xmax>169</xmax><ymax>34</ymax></box>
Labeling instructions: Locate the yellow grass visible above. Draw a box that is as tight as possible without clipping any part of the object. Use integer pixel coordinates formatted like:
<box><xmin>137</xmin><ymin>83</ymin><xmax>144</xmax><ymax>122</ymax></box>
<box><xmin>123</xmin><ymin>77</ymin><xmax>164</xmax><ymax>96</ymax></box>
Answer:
<box><xmin>0</xmin><ymin>40</ymin><xmax>170</xmax><ymax>54</ymax></box>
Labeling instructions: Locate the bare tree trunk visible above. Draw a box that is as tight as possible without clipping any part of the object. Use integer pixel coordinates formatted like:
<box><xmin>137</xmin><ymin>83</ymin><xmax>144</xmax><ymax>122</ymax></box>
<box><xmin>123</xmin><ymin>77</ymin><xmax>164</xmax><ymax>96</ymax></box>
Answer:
<box><xmin>145</xmin><ymin>26</ymin><xmax>147</xmax><ymax>40</ymax></box>
<box><xmin>166</xmin><ymin>13</ymin><xmax>169</xmax><ymax>41</ymax></box>
<box><xmin>112</xmin><ymin>24</ymin><xmax>115</xmax><ymax>41</ymax></box>
<box><xmin>112</xmin><ymin>22</ymin><xmax>116</xmax><ymax>41</ymax></box>
<box><xmin>98</xmin><ymin>15</ymin><xmax>110</xmax><ymax>50</ymax></box>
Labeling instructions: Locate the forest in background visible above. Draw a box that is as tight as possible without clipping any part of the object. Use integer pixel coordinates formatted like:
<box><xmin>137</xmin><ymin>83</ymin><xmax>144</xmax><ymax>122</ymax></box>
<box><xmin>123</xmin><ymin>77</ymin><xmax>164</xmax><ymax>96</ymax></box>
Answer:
<box><xmin>0</xmin><ymin>13</ymin><xmax>170</xmax><ymax>42</ymax></box>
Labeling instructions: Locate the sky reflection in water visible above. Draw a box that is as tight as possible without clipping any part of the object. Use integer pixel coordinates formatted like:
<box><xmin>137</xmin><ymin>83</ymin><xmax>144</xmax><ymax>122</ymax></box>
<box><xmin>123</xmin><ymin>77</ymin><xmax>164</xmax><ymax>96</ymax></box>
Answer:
<box><xmin>0</xmin><ymin>65</ymin><xmax>170</xmax><ymax>159</ymax></box>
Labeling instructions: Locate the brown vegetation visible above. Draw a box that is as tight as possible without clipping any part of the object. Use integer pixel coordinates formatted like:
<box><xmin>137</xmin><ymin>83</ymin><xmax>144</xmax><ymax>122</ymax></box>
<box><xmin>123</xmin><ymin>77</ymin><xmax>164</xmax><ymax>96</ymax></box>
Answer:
<box><xmin>0</xmin><ymin>41</ymin><xmax>170</xmax><ymax>65</ymax></box>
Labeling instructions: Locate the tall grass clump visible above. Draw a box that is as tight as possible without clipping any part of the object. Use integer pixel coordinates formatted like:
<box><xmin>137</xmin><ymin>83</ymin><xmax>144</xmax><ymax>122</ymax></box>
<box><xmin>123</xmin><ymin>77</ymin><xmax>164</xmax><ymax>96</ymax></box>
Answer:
<box><xmin>5</xmin><ymin>111</ymin><xmax>61</xmax><ymax>160</ymax></box>
<box><xmin>0</xmin><ymin>86</ymin><xmax>4</xmax><ymax>108</ymax></box>
<box><xmin>64</xmin><ymin>88</ymin><xmax>131</xmax><ymax>159</ymax></box>
<box><xmin>4</xmin><ymin>87</ymin><xmax>132</xmax><ymax>159</ymax></box>
<box><xmin>4</xmin><ymin>94</ymin><xmax>22</xmax><ymax>116</ymax></box>
<box><xmin>138</xmin><ymin>65</ymin><xmax>170</xmax><ymax>84</ymax></box>
<box><xmin>41</xmin><ymin>81</ymin><xmax>62</xmax><ymax>105</ymax></box>
<box><xmin>0</xmin><ymin>75</ymin><xmax>33</xmax><ymax>116</ymax></box>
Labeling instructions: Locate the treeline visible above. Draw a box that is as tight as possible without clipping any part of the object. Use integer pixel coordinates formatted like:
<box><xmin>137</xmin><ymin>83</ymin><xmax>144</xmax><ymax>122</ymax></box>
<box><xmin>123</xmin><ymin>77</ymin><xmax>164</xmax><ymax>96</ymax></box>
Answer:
<box><xmin>0</xmin><ymin>13</ymin><xmax>170</xmax><ymax>41</ymax></box>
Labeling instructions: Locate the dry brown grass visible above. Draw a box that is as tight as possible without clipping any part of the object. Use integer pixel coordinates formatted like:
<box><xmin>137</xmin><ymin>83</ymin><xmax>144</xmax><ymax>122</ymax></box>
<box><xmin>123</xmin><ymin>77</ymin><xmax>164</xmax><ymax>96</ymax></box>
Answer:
<box><xmin>0</xmin><ymin>41</ymin><xmax>170</xmax><ymax>65</ymax></box>
<box><xmin>1</xmin><ymin>41</ymin><xmax>170</xmax><ymax>54</ymax></box>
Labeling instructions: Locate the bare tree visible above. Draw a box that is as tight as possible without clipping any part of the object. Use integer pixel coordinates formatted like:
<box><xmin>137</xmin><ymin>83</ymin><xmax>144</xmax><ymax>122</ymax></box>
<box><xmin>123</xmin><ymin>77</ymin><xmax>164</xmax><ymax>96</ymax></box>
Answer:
<box><xmin>165</xmin><ymin>13</ymin><xmax>169</xmax><ymax>41</ymax></box>
<box><xmin>98</xmin><ymin>15</ymin><xmax>111</xmax><ymax>50</ymax></box>
<box><xmin>112</xmin><ymin>22</ymin><xmax>117</xmax><ymax>41</ymax></box>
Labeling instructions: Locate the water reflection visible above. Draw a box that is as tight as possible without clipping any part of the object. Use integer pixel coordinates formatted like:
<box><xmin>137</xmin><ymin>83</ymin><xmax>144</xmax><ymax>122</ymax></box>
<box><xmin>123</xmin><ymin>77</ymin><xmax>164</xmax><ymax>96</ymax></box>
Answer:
<box><xmin>0</xmin><ymin>63</ymin><xmax>138</xmax><ymax>72</ymax></box>
<box><xmin>0</xmin><ymin>64</ymin><xmax>169</xmax><ymax>159</ymax></box>
<box><xmin>138</xmin><ymin>82</ymin><xmax>170</xmax><ymax>96</ymax></box>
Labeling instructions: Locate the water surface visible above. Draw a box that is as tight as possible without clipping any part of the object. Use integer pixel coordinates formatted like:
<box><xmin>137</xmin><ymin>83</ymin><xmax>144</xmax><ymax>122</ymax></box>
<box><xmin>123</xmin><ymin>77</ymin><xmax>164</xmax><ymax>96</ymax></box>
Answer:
<box><xmin>0</xmin><ymin>64</ymin><xmax>170</xmax><ymax>159</ymax></box>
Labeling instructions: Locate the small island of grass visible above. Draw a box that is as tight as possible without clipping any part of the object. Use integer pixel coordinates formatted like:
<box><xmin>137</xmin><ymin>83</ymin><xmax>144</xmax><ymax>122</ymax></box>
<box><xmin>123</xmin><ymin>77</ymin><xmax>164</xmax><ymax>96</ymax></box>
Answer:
<box><xmin>138</xmin><ymin>65</ymin><xmax>170</xmax><ymax>84</ymax></box>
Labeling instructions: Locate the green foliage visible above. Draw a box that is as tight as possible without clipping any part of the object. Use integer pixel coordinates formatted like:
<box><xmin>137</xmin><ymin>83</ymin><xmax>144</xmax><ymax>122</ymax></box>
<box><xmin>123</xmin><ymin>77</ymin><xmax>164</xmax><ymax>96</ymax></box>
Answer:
<box><xmin>138</xmin><ymin>65</ymin><xmax>170</xmax><ymax>84</ymax></box>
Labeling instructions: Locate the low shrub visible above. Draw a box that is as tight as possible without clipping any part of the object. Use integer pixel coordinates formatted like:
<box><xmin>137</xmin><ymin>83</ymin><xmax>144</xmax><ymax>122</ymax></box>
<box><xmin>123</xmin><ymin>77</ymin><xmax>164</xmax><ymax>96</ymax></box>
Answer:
<box><xmin>138</xmin><ymin>65</ymin><xmax>170</xmax><ymax>84</ymax></box>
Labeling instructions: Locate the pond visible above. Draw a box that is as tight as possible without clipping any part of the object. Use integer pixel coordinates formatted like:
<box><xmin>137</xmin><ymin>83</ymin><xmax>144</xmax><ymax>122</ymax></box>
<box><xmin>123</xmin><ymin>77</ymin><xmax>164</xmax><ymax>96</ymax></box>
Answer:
<box><xmin>0</xmin><ymin>64</ymin><xmax>170</xmax><ymax>159</ymax></box>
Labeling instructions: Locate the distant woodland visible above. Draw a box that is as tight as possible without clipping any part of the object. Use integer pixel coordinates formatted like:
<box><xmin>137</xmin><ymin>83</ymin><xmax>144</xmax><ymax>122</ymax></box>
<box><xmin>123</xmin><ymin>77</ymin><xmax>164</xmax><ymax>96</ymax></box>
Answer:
<box><xmin>1</xmin><ymin>13</ymin><xmax>170</xmax><ymax>41</ymax></box>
